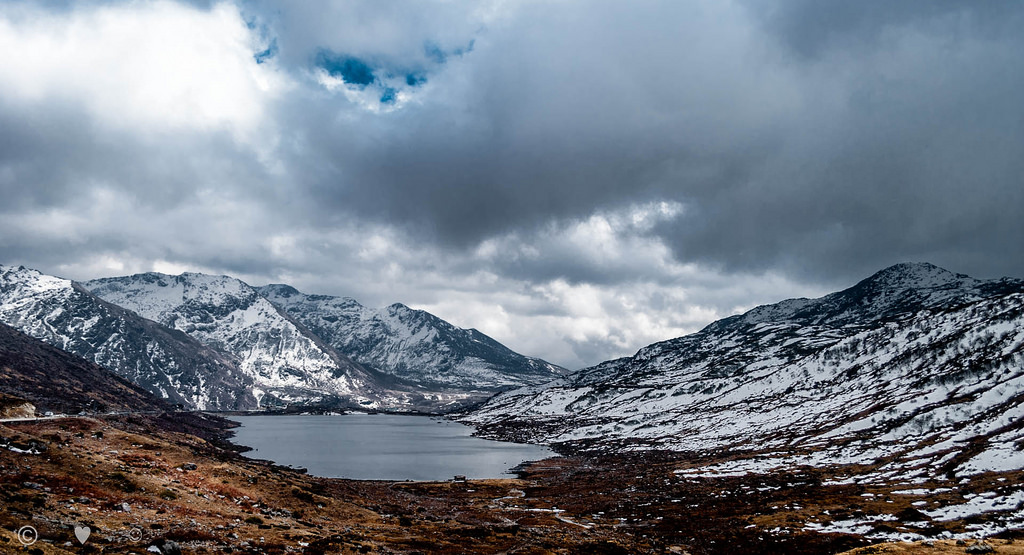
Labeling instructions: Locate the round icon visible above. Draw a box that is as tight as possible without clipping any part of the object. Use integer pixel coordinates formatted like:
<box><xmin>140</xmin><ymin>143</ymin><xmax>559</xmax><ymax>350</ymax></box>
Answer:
<box><xmin>127</xmin><ymin>527</ymin><xmax>144</xmax><ymax>542</ymax></box>
<box><xmin>17</xmin><ymin>525</ymin><xmax>38</xmax><ymax>546</ymax></box>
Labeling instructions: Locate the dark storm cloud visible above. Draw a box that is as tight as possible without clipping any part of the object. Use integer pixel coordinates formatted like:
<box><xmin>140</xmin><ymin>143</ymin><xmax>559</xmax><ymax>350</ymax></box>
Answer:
<box><xmin>0</xmin><ymin>103</ymin><xmax>271</xmax><ymax>212</ymax></box>
<box><xmin>0</xmin><ymin>105</ymin><xmax>282</xmax><ymax>280</ymax></box>
<box><xmin>262</xmin><ymin>1</ymin><xmax>1024</xmax><ymax>285</ymax></box>
<box><xmin>662</xmin><ymin>0</ymin><xmax>1024</xmax><ymax>282</ymax></box>
<box><xmin>748</xmin><ymin>0</ymin><xmax>1024</xmax><ymax>59</ymax></box>
<box><xmin>2</xmin><ymin>0</ymin><xmax>1024</xmax><ymax>367</ymax></box>
<box><xmin>274</xmin><ymin>2</ymin><xmax>770</xmax><ymax>247</ymax></box>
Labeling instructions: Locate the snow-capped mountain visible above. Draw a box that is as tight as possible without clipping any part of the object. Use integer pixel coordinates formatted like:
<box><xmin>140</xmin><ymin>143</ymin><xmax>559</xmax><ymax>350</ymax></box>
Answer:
<box><xmin>0</xmin><ymin>321</ymin><xmax>170</xmax><ymax>415</ymax></box>
<box><xmin>85</xmin><ymin>272</ymin><xmax>399</xmax><ymax>409</ymax></box>
<box><xmin>0</xmin><ymin>265</ymin><xmax>256</xmax><ymax>409</ymax></box>
<box><xmin>465</xmin><ymin>263</ymin><xmax>1024</xmax><ymax>481</ymax></box>
<box><xmin>257</xmin><ymin>284</ymin><xmax>565</xmax><ymax>392</ymax></box>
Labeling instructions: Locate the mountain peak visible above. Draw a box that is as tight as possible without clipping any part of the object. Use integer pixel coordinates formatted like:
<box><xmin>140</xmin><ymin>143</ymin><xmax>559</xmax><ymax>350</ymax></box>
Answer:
<box><xmin>859</xmin><ymin>262</ymin><xmax>974</xmax><ymax>291</ymax></box>
<box><xmin>259</xmin><ymin>283</ymin><xmax>300</xmax><ymax>298</ymax></box>
<box><xmin>465</xmin><ymin>261</ymin><xmax>1024</xmax><ymax>498</ymax></box>
<box><xmin>727</xmin><ymin>262</ymin><xmax>996</xmax><ymax>330</ymax></box>
<box><xmin>0</xmin><ymin>264</ymin><xmax>71</xmax><ymax>293</ymax></box>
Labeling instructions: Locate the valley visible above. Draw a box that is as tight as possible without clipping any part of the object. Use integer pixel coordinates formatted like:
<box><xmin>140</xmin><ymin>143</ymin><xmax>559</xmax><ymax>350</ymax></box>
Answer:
<box><xmin>4</xmin><ymin>412</ymin><xmax>1022</xmax><ymax>554</ymax></box>
<box><xmin>2</xmin><ymin>2</ymin><xmax>1019</xmax><ymax>551</ymax></box>
<box><xmin>2</xmin><ymin>262</ymin><xmax>1023</xmax><ymax>553</ymax></box>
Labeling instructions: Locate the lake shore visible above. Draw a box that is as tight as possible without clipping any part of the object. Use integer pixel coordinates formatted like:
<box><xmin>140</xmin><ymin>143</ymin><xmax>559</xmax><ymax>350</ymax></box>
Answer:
<box><xmin>3</xmin><ymin>411</ymin><xmax>1021</xmax><ymax>553</ymax></box>
<box><xmin>228</xmin><ymin>413</ymin><xmax>554</xmax><ymax>481</ymax></box>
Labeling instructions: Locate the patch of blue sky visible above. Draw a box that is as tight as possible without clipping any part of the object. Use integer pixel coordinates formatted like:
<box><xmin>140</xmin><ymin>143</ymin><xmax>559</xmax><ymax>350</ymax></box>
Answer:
<box><xmin>316</xmin><ymin>51</ymin><xmax>376</xmax><ymax>87</ymax></box>
<box><xmin>254</xmin><ymin>38</ymin><xmax>278</xmax><ymax>64</ymax></box>
<box><xmin>315</xmin><ymin>38</ymin><xmax>476</xmax><ymax>107</ymax></box>
<box><xmin>243</xmin><ymin>15</ymin><xmax>278</xmax><ymax>65</ymax></box>
<box><xmin>405</xmin><ymin>72</ymin><xmax>428</xmax><ymax>87</ymax></box>
<box><xmin>380</xmin><ymin>87</ymin><xmax>398</xmax><ymax>104</ymax></box>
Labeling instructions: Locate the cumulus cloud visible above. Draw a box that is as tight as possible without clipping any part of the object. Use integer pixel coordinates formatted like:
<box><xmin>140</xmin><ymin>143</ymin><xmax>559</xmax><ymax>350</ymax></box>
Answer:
<box><xmin>0</xmin><ymin>0</ymin><xmax>1021</xmax><ymax>368</ymax></box>
<box><xmin>0</xmin><ymin>1</ymin><xmax>286</xmax><ymax>140</ymax></box>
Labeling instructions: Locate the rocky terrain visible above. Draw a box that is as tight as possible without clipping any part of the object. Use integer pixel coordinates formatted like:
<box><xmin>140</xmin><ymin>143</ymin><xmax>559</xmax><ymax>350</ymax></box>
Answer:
<box><xmin>83</xmin><ymin>272</ymin><xmax>398</xmax><ymax>410</ymax></box>
<box><xmin>0</xmin><ymin>322</ymin><xmax>167</xmax><ymax>416</ymax></box>
<box><xmin>258</xmin><ymin>284</ymin><xmax>564</xmax><ymax>392</ymax></box>
<box><xmin>0</xmin><ymin>266</ymin><xmax>256</xmax><ymax>410</ymax></box>
<box><xmin>465</xmin><ymin>263</ymin><xmax>1024</xmax><ymax>542</ymax></box>
<box><xmin>5</xmin><ymin>413</ymin><xmax>1024</xmax><ymax>554</ymax></box>
<box><xmin>3</xmin><ymin>263</ymin><xmax>1024</xmax><ymax>552</ymax></box>
<box><xmin>0</xmin><ymin>392</ymin><xmax>35</xmax><ymax>419</ymax></box>
<box><xmin>83</xmin><ymin>270</ymin><xmax>563</xmax><ymax>409</ymax></box>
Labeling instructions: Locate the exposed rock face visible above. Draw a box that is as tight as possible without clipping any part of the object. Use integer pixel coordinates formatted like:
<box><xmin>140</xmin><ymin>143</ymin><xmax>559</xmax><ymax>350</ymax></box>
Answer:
<box><xmin>81</xmin><ymin>271</ymin><xmax>564</xmax><ymax>408</ymax></box>
<box><xmin>0</xmin><ymin>392</ymin><xmax>35</xmax><ymax>419</ymax></box>
<box><xmin>465</xmin><ymin>263</ymin><xmax>1024</xmax><ymax>481</ymax></box>
<box><xmin>85</xmin><ymin>272</ymin><xmax>388</xmax><ymax>408</ymax></box>
<box><xmin>4</xmin><ymin>265</ymin><xmax>559</xmax><ymax>412</ymax></box>
<box><xmin>0</xmin><ymin>266</ymin><xmax>255</xmax><ymax>410</ymax></box>
<box><xmin>257</xmin><ymin>284</ymin><xmax>565</xmax><ymax>392</ymax></box>
<box><xmin>0</xmin><ymin>322</ymin><xmax>170</xmax><ymax>414</ymax></box>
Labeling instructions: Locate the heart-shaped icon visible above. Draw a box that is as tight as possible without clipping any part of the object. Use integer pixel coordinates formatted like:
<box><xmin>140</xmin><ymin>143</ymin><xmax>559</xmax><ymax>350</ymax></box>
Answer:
<box><xmin>74</xmin><ymin>525</ymin><xmax>91</xmax><ymax>544</ymax></box>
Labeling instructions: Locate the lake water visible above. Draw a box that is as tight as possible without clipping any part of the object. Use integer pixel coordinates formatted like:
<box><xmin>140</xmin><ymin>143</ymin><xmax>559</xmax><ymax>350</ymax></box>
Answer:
<box><xmin>229</xmin><ymin>414</ymin><xmax>555</xmax><ymax>481</ymax></box>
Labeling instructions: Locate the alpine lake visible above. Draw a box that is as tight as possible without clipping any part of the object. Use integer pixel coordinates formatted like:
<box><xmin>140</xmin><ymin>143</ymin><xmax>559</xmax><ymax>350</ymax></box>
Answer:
<box><xmin>229</xmin><ymin>413</ymin><xmax>555</xmax><ymax>481</ymax></box>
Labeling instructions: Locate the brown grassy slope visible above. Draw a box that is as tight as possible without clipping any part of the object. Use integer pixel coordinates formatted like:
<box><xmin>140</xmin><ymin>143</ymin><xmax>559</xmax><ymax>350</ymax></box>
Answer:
<box><xmin>1</xmin><ymin>414</ymin><xmax>652</xmax><ymax>554</ymax></box>
<box><xmin>840</xmin><ymin>538</ymin><xmax>1024</xmax><ymax>554</ymax></box>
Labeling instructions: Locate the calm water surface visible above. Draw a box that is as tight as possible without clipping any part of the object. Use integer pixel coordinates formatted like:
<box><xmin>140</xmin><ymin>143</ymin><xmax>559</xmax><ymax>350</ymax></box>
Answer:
<box><xmin>230</xmin><ymin>414</ymin><xmax>555</xmax><ymax>481</ymax></box>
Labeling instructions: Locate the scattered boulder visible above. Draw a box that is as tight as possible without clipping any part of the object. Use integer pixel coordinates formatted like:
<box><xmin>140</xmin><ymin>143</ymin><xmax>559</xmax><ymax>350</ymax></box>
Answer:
<box><xmin>148</xmin><ymin>540</ymin><xmax>182</xmax><ymax>555</ymax></box>
<box><xmin>965</xmin><ymin>540</ymin><xmax>995</xmax><ymax>554</ymax></box>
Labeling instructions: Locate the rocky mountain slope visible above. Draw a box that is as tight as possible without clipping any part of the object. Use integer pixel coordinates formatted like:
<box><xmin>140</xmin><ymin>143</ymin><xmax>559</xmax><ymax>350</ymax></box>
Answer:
<box><xmin>464</xmin><ymin>262</ymin><xmax>1024</xmax><ymax>539</ymax></box>
<box><xmin>466</xmin><ymin>263</ymin><xmax>1024</xmax><ymax>476</ymax></box>
<box><xmin>0</xmin><ymin>265</ymin><xmax>256</xmax><ymax>410</ymax></box>
<box><xmin>83</xmin><ymin>272</ymin><xmax>450</xmax><ymax>410</ymax></box>
<box><xmin>0</xmin><ymin>321</ymin><xmax>169</xmax><ymax>415</ymax></box>
<box><xmin>2</xmin><ymin>265</ymin><xmax>555</xmax><ymax>412</ymax></box>
<box><xmin>257</xmin><ymin>284</ymin><xmax>564</xmax><ymax>391</ymax></box>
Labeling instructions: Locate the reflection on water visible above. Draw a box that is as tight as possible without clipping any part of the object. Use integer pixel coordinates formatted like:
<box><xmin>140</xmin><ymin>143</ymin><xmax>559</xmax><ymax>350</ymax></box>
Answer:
<box><xmin>230</xmin><ymin>414</ymin><xmax>555</xmax><ymax>481</ymax></box>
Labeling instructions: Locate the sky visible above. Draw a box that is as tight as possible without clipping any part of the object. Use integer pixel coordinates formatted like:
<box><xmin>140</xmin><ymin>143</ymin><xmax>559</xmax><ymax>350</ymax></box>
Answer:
<box><xmin>1</xmin><ymin>0</ymin><xmax>1022</xmax><ymax>370</ymax></box>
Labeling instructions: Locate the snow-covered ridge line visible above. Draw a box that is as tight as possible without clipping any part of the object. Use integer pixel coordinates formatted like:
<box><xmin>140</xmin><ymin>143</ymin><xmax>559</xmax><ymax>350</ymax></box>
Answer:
<box><xmin>0</xmin><ymin>265</ymin><xmax>256</xmax><ymax>410</ymax></box>
<box><xmin>464</xmin><ymin>262</ymin><xmax>1024</xmax><ymax>481</ymax></box>
<box><xmin>81</xmin><ymin>270</ymin><xmax>565</xmax><ymax>408</ymax></box>
<box><xmin>257</xmin><ymin>283</ymin><xmax>566</xmax><ymax>392</ymax></box>
<box><xmin>2</xmin><ymin>264</ymin><xmax>564</xmax><ymax>412</ymax></box>
<box><xmin>84</xmin><ymin>272</ymin><xmax>392</xmax><ymax>409</ymax></box>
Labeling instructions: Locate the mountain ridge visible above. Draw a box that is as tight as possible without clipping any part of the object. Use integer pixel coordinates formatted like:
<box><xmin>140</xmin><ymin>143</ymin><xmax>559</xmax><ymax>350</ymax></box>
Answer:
<box><xmin>257</xmin><ymin>283</ymin><xmax>566</xmax><ymax>392</ymax></box>
<box><xmin>0</xmin><ymin>321</ymin><xmax>170</xmax><ymax>414</ymax></box>
<box><xmin>1</xmin><ymin>264</ymin><xmax>566</xmax><ymax>412</ymax></box>
<box><xmin>79</xmin><ymin>270</ymin><xmax>564</xmax><ymax>408</ymax></box>
<box><xmin>84</xmin><ymin>272</ymin><xmax>417</xmax><ymax>410</ymax></box>
<box><xmin>464</xmin><ymin>262</ymin><xmax>1024</xmax><ymax>485</ymax></box>
<box><xmin>0</xmin><ymin>265</ymin><xmax>257</xmax><ymax>410</ymax></box>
